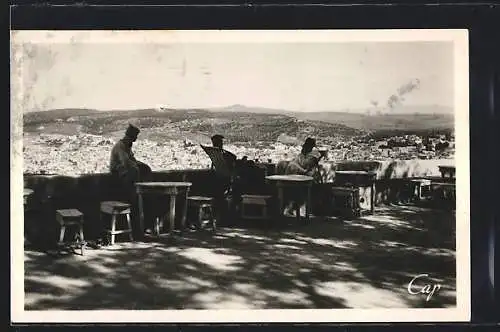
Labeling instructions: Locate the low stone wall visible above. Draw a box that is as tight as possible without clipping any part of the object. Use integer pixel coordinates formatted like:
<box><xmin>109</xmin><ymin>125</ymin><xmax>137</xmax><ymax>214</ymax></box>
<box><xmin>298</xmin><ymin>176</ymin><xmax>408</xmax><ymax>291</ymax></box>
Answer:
<box><xmin>323</xmin><ymin>159</ymin><xmax>455</xmax><ymax>208</ymax></box>
<box><xmin>23</xmin><ymin>169</ymin><xmax>216</xmax><ymax>243</ymax></box>
<box><xmin>333</xmin><ymin>159</ymin><xmax>455</xmax><ymax>180</ymax></box>
<box><xmin>23</xmin><ymin>159</ymin><xmax>454</xmax><ymax>245</ymax></box>
<box><xmin>284</xmin><ymin>158</ymin><xmax>454</xmax><ymax>183</ymax></box>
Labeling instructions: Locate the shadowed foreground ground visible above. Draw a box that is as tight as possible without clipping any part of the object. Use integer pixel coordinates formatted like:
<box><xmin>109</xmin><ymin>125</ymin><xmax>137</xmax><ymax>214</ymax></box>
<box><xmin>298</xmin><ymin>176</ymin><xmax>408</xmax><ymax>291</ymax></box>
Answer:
<box><xmin>24</xmin><ymin>204</ymin><xmax>456</xmax><ymax>310</ymax></box>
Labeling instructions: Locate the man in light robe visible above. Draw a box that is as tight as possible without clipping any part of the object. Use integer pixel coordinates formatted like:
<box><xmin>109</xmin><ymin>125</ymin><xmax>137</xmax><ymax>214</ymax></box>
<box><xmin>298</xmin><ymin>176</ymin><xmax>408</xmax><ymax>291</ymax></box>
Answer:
<box><xmin>109</xmin><ymin>124</ymin><xmax>152</xmax><ymax>237</ymax></box>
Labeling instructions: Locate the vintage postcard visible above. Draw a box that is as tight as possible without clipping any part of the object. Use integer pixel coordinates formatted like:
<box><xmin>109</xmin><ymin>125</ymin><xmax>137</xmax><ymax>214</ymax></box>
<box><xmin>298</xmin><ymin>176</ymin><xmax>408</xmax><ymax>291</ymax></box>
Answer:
<box><xmin>11</xmin><ymin>29</ymin><xmax>470</xmax><ymax>323</ymax></box>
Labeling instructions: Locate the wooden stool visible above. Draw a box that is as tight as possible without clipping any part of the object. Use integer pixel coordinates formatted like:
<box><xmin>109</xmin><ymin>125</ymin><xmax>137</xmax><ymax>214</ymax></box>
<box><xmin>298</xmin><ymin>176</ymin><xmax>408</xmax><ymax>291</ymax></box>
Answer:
<box><xmin>241</xmin><ymin>194</ymin><xmax>272</xmax><ymax>220</ymax></box>
<box><xmin>56</xmin><ymin>209</ymin><xmax>86</xmax><ymax>255</ymax></box>
<box><xmin>24</xmin><ymin>188</ymin><xmax>34</xmax><ymax>208</ymax></box>
<box><xmin>187</xmin><ymin>196</ymin><xmax>216</xmax><ymax>232</ymax></box>
<box><xmin>431</xmin><ymin>183</ymin><xmax>456</xmax><ymax>207</ymax></box>
<box><xmin>410</xmin><ymin>179</ymin><xmax>432</xmax><ymax>201</ymax></box>
<box><xmin>331</xmin><ymin>187</ymin><xmax>361</xmax><ymax>218</ymax></box>
<box><xmin>100</xmin><ymin>201</ymin><xmax>133</xmax><ymax>245</ymax></box>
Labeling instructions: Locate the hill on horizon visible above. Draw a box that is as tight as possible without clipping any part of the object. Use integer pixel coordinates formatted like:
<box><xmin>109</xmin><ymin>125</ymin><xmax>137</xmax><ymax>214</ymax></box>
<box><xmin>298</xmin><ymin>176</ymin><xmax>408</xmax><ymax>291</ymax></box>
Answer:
<box><xmin>23</xmin><ymin>107</ymin><xmax>366</xmax><ymax>143</ymax></box>
<box><xmin>23</xmin><ymin>104</ymin><xmax>454</xmax><ymax>141</ymax></box>
<box><xmin>207</xmin><ymin>103</ymin><xmax>453</xmax><ymax>115</ymax></box>
<box><xmin>24</xmin><ymin>103</ymin><xmax>453</xmax><ymax>116</ymax></box>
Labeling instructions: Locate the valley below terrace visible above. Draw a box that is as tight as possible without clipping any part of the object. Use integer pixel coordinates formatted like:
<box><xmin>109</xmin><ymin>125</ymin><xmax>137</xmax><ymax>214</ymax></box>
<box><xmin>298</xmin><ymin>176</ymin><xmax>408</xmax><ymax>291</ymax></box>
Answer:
<box><xmin>22</xmin><ymin>132</ymin><xmax>303</xmax><ymax>175</ymax></box>
<box><xmin>22</xmin><ymin>131</ymin><xmax>454</xmax><ymax>177</ymax></box>
<box><xmin>22</xmin><ymin>107</ymin><xmax>455</xmax><ymax>176</ymax></box>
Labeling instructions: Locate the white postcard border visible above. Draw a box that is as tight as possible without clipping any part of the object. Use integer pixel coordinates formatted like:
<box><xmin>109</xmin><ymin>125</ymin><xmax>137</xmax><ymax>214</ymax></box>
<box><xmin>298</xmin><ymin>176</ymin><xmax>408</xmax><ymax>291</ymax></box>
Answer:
<box><xmin>11</xmin><ymin>29</ymin><xmax>470</xmax><ymax>323</ymax></box>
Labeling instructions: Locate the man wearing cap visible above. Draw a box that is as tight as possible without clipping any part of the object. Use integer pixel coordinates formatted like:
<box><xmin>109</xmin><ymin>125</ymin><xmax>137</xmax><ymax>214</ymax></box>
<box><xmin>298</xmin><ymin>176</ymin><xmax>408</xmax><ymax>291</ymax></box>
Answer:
<box><xmin>110</xmin><ymin>124</ymin><xmax>151</xmax><ymax>184</ymax></box>
<box><xmin>283</xmin><ymin>137</ymin><xmax>324</xmax><ymax>216</ymax></box>
<box><xmin>109</xmin><ymin>124</ymin><xmax>152</xmax><ymax>237</ymax></box>
<box><xmin>210</xmin><ymin>134</ymin><xmax>237</xmax><ymax>168</ymax></box>
<box><xmin>285</xmin><ymin>137</ymin><xmax>322</xmax><ymax>177</ymax></box>
<box><xmin>209</xmin><ymin>134</ymin><xmax>241</xmax><ymax>225</ymax></box>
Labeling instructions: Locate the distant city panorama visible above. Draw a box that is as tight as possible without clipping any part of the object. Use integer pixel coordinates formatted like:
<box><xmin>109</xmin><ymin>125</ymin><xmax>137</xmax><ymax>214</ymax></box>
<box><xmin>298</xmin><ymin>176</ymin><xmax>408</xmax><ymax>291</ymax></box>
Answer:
<box><xmin>22</xmin><ymin>106</ymin><xmax>455</xmax><ymax>176</ymax></box>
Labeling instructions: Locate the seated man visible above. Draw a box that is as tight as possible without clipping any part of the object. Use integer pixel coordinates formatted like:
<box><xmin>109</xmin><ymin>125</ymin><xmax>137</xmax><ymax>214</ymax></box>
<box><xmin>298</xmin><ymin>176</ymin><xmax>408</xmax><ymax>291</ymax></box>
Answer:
<box><xmin>285</xmin><ymin>137</ymin><xmax>322</xmax><ymax>179</ymax></box>
<box><xmin>208</xmin><ymin>134</ymin><xmax>266</xmax><ymax>224</ymax></box>
<box><xmin>206</xmin><ymin>134</ymin><xmax>236</xmax><ymax>224</ymax></box>
<box><xmin>283</xmin><ymin>137</ymin><xmax>324</xmax><ymax>216</ymax></box>
<box><xmin>210</xmin><ymin>134</ymin><xmax>237</xmax><ymax>171</ymax></box>
<box><xmin>109</xmin><ymin>124</ymin><xmax>152</xmax><ymax>237</ymax></box>
<box><xmin>110</xmin><ymin>124</ymin><xmax>152</xmax><ymax>186</ymax></box>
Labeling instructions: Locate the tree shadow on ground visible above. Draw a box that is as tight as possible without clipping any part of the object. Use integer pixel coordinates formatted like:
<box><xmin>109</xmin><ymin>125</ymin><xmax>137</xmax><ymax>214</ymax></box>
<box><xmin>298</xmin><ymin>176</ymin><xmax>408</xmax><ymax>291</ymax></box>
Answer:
<box><xmin>24</xmin><ymin>204</ymin><xmax>456</xmax><ymax>310</ymax></box>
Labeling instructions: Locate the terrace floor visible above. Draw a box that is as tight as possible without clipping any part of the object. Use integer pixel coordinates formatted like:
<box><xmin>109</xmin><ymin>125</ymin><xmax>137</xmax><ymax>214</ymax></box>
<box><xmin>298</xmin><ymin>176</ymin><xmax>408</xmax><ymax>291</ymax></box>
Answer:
<box><xmin>24</xmin><ymin>203</ymin><xmax>456</xmax><ymax>310</ymax></box>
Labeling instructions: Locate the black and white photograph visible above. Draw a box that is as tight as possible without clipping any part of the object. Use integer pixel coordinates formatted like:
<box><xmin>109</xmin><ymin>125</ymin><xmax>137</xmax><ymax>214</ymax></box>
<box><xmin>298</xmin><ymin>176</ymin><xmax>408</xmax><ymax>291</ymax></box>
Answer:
<box><xmin>11</xmin><ymin>30</ymin><xmax>469</xmax><ymax>322</ymax></box>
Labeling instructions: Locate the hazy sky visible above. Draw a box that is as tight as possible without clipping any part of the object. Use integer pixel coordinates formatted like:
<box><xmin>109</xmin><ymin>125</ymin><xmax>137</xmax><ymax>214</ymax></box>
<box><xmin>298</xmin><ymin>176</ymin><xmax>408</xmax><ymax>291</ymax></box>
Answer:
<box><xmin>20</xmin><ymin>41</ymin><xmax>454</xmax><ymax>112</ymax></box>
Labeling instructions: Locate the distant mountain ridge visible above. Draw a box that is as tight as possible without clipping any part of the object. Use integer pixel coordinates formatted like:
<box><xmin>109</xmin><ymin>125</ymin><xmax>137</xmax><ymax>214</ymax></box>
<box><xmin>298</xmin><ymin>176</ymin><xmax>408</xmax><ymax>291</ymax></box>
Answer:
<box><xmin>205</xmin><ymin>104</ymin><xmax>454</xmax><ymax>131</ymax></box>
<box><xmin>208</xmin><ymin>104</ymin><xmax>288</xmax><ymax>114</ymax></box>
<box><xmin>23</xmin><ymin>104</ymin><xmax>454</xmax><ymax>141</ymax></box>
<box><xmin>23</xmin><ymin>107</ymin><xmax>366</xmax><ymax>143</ymax></box>
<box><xmin>209</xmin><ymin>104</ymin><xmax>453</xmax><ymax>115</ymax></box>
<box><xmin>25</xmin><ymin>104</ymin><xmax>453</xmax><ymax>122</ymax></box>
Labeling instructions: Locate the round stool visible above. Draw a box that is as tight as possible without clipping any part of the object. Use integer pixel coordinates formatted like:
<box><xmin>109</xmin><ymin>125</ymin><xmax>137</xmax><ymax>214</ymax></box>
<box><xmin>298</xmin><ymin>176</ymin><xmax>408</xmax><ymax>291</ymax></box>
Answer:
<box><xmin>187</xmin><ymin>196</ymin><xmax>216</xmax><ymax>232</ymax></box>
<box><xmin>56</xmin><ymin>209</ymin><xmax>86</xmax><ymax>256</ymax></box>
<box><xmin>100</xmin><ymin>201</ymin><xmax>133</xmax><ymax>245</ymax></box>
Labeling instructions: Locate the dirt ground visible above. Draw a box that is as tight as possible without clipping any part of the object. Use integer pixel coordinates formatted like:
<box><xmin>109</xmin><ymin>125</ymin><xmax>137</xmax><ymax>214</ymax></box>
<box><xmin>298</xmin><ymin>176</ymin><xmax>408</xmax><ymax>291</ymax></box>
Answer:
<box><xmin>24</xmin><ymin>204</ymin><xmax>456</xmax><ymax>310</ymax></box>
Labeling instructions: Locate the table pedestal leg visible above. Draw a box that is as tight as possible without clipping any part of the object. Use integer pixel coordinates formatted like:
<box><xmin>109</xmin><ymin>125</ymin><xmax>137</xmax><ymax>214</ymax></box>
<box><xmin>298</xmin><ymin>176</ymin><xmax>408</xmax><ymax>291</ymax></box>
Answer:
<box><xmin>180</xmin><ymin>191</ymin><xmax>189</xmax><ymax>233</ymax></box>
<box><xmin>295</xmin><ymin>200</ymin><xmax>301</xmax><ymax>223</ymax></box>
<box><xmin>138</xmin><ymin>193</ymin><xmax>145</xmax><ymax>238</ymax></box>
<box><xmin>154</xmin><ymin>217</ymin><xmax>161</xmax><ymax>237</ymax></box>
<box><xmin>169</xmin><ymin>194</ymin><xmax>177</xmax><ymax>235</ymax></box>
<box><xmin>277</xmin><ymin>187</ymin><xmax>284</xmax><ymax>221</ymax></box>
<box><xmin>306</xmin><ymin>185</ymin><xmax>311</xmax><ymax>222</ymax></box>
<box><xmin>370</xmin><ymin>183</ymin><xmax>375</xmax><ymax>214</ymax></box>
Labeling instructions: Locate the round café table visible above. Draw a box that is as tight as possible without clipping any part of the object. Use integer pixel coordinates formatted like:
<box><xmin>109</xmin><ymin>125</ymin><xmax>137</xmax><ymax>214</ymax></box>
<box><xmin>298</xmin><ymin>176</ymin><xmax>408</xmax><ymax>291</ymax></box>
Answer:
<box><xmin>135</xmin><ymin>182</ymin><xmax>192</xmax><ymax>238</ymax></box>
<box><xmin>265</xmin><ymin>174</ymin><xmax>314</xmax><ymax>222</ymax></box>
